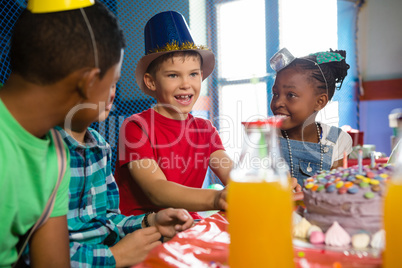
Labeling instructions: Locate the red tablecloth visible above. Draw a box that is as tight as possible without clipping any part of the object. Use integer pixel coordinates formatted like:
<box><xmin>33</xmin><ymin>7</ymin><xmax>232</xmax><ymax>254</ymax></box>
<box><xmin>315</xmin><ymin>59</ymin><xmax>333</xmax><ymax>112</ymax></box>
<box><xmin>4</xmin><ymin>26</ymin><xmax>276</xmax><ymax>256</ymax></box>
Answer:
<box><xmin>135</xmin><ymin>212</ymin><xmax>382</xmax><ymax>268</ymax></box>
<box><xmin>347</xmin><ymin>157</ymin><xmax>389</xmax><ymax>167</ymax></box>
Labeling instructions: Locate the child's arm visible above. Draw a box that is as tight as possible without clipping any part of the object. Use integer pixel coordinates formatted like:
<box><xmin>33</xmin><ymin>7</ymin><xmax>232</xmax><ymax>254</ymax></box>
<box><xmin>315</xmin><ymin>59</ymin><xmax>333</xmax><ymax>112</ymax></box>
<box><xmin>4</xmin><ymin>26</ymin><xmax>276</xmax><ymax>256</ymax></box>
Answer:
<box><xmin>29</xmin><ymin>216</ymin><xmax>70</xmax><ymax>267</ymax></box>
<box><xmin>208</xmin><ymin>150</ymin><xmax>233</xmax><ymax>186</ymax></box>
<box><xmin>331</xmin><ymin>159</ymin><xmax>344</xmax><ymax>169</ymax></box>
<box><xmin>110</xmin><ymin>208</ymin><xmax>193</xmax><ymax>267</ymax></box>
<box><xmin>69</xmin><ymin>226</ymin><xmax>163</xmax><ymax>267</ymax></box>
<box><xmin>127</xmin><ymin>159</ymin><xmax>227</xmax><ymax>212</ymax></box>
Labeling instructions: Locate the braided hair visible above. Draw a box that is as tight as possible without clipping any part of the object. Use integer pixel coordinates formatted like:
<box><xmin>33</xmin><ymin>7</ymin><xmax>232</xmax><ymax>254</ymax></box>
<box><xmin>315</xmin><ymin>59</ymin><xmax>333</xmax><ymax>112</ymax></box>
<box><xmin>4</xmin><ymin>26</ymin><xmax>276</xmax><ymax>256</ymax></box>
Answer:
<box><xmin>286</xmin><ymin>49</ymin><xmax>350</xmax><ymax>100</ymax></box>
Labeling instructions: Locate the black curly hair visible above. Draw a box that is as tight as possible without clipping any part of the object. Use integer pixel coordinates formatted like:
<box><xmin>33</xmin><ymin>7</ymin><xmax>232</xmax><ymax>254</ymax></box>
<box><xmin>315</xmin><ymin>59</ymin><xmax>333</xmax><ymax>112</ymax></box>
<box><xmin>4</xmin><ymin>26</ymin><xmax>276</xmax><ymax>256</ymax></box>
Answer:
<box><xmin>10</xmin><ymin>1</ymin><xmax>126</xmax><ymax>85</ymax></box>
<box><xmin>284</xmin><ymin>49</ymin><xmax>350</xmax><ymax>100</ymax></box>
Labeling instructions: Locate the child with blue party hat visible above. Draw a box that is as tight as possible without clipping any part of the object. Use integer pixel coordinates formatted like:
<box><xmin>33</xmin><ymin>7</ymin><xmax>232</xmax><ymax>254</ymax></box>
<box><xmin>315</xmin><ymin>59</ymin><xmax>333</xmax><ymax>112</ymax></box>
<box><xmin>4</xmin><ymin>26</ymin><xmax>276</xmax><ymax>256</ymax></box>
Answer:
<box><xmin>270</xmin><ymin>48</ymin><xmax>353</xmax><ymax>186</ymax></box>
<box><xmin>115</xmin><ymin>11</ymin><xmax>233</xmax><ymax>220</ymax></box>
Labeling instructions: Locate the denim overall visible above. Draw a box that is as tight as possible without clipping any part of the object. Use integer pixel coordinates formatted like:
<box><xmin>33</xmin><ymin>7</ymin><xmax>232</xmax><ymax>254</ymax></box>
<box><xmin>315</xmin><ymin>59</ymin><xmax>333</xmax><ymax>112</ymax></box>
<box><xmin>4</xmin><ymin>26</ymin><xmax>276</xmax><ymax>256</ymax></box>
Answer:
<box><xmin>279</xmin><ymin>126</ymin><xmax>341</xmax><ymax>186</ymax></box>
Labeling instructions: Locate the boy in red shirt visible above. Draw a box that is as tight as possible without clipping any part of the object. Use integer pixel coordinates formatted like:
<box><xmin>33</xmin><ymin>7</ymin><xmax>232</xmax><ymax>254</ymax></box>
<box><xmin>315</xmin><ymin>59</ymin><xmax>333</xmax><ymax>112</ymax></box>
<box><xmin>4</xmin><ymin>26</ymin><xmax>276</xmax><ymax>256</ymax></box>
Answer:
<box><xmin>115</xmin><ymin>11</ymin><xmax>232</xmax><ymax>219</ymax></box>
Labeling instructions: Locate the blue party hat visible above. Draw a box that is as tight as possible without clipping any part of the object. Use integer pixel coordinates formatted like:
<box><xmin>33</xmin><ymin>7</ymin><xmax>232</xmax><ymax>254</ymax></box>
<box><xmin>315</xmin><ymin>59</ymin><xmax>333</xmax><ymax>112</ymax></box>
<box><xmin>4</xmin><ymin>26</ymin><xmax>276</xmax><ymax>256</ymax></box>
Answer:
<box><xmin>135</xmin><ymin>11</ymin><xmax>215</xmax><ymax>94</ymax></box>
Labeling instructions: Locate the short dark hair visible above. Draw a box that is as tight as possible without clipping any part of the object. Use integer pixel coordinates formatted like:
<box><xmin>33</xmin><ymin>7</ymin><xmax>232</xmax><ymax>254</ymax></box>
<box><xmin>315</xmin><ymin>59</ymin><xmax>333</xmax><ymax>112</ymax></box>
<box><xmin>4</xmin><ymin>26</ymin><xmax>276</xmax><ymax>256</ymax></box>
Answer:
<box><xmin>284</xmin><ymin>49</ymin><xmax>350</xmax><ymax>100</ymax></box>
<box><xmin>10</xmin><ymin>1</ymin><xmax>125</xmax><ymax>85</ymax></box>
<box><xmin>146</xmin><ymin>51</ymin><xmax>203</xmax><ymax>77</ymax></box>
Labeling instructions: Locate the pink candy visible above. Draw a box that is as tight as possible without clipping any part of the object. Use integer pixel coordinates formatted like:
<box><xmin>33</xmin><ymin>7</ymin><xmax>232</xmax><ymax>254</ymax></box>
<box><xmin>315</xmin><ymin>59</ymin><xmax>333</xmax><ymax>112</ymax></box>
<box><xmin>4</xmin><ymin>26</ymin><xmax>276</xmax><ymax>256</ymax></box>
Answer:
<box><xmin>309</xmin><ymin>231</ymin><xmax>325</xmax><ymax>244</ymax></box>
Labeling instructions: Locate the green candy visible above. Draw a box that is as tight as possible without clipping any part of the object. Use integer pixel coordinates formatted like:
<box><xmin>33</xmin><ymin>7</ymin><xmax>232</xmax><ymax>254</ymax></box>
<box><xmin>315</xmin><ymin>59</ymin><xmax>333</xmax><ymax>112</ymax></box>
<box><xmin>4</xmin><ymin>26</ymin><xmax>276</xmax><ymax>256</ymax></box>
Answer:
<box><xmin>359</xmin><ymin>182</ymin><xmax>369</xmax><ymax>188</ymax></box>
<box><xmin>364</xmin><ymin>192</ymin><xmax>375</xmax><ymax>199</ymax></box>
<box><xmin>316</xmin><ymin>185</ymin><xmax>325</xmax><ymax>192</ymax></box>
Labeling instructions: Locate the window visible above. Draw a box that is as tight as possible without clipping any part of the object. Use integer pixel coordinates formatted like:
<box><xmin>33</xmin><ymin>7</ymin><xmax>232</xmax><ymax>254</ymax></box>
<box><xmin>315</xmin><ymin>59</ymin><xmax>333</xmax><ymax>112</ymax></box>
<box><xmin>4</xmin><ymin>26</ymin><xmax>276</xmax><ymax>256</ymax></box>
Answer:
<box><xmin>216</xmin><ymin>0</ymin><xmax>267</xmax><ymax>160</ymax></box>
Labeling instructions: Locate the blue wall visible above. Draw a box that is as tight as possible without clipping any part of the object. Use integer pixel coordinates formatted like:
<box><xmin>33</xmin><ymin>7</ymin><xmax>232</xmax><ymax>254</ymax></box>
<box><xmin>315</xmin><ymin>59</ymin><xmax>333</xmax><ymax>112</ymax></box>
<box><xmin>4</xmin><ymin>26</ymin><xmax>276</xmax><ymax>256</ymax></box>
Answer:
<box><xmin>360</xmin><ymin>99</ymin><xmax>402</xmax><ymax>155</ymax></box>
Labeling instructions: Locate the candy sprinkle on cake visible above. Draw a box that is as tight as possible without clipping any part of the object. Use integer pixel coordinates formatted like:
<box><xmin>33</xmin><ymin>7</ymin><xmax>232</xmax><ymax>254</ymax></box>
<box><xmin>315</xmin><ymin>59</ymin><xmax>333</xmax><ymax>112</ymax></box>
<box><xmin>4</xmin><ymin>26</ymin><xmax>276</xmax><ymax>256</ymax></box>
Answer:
<box><xmin>298</xmin><ymin>164</ymin><xmax>393</xmax><ymax>248</ymax></box>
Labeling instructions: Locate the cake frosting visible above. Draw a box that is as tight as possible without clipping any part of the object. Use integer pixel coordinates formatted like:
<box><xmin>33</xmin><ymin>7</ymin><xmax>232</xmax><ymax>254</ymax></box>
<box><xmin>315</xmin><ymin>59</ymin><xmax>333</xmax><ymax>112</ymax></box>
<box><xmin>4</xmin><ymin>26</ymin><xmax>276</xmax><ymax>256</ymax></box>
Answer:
<box><xmin>302</xmin><ymin>164</ymin><xmax>393</xmax><ymax>236</ymax></box>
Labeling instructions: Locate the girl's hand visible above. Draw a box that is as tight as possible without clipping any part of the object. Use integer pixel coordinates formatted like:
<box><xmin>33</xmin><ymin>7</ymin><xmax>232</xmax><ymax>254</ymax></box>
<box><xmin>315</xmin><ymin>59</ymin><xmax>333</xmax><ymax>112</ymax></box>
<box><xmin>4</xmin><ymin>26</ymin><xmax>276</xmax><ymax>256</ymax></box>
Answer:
<box><xmin>291</xmin><ymin>177</ymin><xmax>304</xmax><ymax>201</ymax></box>
<box><xmin>152</xmin><ymin>208</ymin><xmax>193</xmax><ymax>238</ymax></box>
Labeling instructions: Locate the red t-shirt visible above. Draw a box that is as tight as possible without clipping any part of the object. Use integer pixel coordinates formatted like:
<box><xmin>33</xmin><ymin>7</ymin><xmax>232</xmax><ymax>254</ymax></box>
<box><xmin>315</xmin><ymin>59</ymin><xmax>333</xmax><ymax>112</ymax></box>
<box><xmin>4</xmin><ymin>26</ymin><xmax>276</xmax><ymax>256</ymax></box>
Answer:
<box><xmin>115</xmin><ymin>109</ymin><xmax>225</xmax><ymax>219</ymax></box>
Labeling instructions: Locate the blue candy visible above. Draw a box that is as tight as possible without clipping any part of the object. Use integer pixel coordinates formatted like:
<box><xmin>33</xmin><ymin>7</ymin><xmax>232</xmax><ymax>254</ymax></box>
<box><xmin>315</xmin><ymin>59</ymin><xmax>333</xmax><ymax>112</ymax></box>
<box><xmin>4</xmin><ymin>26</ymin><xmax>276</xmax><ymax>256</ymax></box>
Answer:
<box><xmin>326</xmin><ymin>184</ymin><xmax>336</xmax><ymax>193</ymax></box>
<box><xmin>319</xmin><ymin>179</ymin><xmax>328</xmax><ymax>184</ymax></box>
<box><xmin>347</xmin><ymin>186</ymin><xmax>359</xmax><ymax>194</ymax></box>
<box><xmin>374</xmin><ymin>175</ymin><xmax>383</xmax><ymax>181</ymax></box>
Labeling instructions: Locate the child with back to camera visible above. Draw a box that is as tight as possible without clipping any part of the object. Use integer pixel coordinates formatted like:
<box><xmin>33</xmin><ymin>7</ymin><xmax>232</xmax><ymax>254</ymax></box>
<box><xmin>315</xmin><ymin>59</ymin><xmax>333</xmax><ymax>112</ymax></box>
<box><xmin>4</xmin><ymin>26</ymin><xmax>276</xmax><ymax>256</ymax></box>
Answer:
<box><xmin>57</xmin><ymin>84</ymin><xmax>192</xmax><ymax>267</ymax></box>
<box><xmin>0</xmin><ymin>0</ymin><xmax>125</xmax><ymax>266</ymax></box>
<box><xmin>270</xmin><ymin>48</ymin><xmax>353</xmax><ymax>186</ymax></box>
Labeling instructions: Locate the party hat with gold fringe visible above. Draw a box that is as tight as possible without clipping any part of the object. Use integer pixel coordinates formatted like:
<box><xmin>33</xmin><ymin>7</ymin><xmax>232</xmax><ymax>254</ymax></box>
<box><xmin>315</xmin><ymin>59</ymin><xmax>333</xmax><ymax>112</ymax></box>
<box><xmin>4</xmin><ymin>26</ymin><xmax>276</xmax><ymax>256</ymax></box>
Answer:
<box><xmin>135</xmin><ymin>11</ymin><xmax>215</xmax><ymax>94</ymax></box>
<box><xmin>27</xmin><ymin>0</ymin><xmax>94</xmax><ymax>13</ymax></box>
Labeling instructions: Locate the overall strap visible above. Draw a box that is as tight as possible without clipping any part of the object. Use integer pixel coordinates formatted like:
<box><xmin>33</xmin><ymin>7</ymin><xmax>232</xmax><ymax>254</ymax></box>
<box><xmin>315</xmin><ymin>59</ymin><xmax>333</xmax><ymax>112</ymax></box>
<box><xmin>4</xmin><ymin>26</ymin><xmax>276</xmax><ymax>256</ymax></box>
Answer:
<box><xmin>13</xmin><ymin>129</ymin><xmax>67</xmax><ymax>267</ymax></box>
<box><xmin>326</xmin><ymin>126</ymin><xmax>342</xmax><ymax>144</ymax></box>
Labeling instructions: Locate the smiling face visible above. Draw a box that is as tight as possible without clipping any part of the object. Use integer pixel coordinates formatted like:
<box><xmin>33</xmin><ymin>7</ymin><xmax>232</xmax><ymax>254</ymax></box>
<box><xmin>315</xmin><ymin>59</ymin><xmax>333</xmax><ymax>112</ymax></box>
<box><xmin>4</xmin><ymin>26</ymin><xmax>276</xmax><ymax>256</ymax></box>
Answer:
<box><xmin>270</xmin><ymin>67</ymin><xmax>327</xmax><ymax>134</ymax></box>
<box><xmin>144</xmin><ymin>53</ymin><xmax>203</xmax><ymax>120</ymax></box>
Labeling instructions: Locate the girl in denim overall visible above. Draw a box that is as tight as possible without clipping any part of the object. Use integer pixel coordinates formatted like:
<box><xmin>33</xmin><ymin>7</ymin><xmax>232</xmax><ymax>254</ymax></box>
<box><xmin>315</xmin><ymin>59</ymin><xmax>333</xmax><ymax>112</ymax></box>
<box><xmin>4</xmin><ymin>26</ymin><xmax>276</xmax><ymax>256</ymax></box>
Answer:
<box><xmin>270</xmin><ymin>48</ymin><xmax>353</xmax><ymax>186</ymax></box>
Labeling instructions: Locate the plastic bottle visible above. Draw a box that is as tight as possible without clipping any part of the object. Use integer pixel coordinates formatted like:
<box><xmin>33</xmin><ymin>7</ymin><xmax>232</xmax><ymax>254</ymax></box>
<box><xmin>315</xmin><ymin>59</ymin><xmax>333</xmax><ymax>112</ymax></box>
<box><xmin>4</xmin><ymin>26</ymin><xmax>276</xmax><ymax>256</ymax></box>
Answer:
<box><xmin>383</xmin><ymin>113</ymin><xmax>402</xmax><ymax>267</ymax></box>
<box><xmin>227</xmin><ymin>118</ymin><xmax>294</xmax><ymax>268</ymax></box>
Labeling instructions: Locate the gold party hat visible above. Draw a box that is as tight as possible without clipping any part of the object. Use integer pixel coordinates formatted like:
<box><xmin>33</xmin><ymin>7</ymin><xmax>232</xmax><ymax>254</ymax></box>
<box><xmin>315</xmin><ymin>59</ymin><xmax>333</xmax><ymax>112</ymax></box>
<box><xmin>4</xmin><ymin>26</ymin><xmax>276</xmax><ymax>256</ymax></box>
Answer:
<box><xmin>27</xmin><ymin>0</ymin><xmax>94</xmax><ymax>13</ymax></box>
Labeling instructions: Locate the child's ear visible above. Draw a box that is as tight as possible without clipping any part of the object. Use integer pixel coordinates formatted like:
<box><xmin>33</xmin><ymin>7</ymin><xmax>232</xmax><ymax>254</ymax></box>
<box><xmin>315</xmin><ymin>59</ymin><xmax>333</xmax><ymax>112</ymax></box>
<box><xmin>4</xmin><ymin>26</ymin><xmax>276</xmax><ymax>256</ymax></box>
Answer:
<box><xmin>314</xmin><ymin>93</ymin><xmax>329</xmax><ymax>111</ymax></box>
<box><xmin>144</xmin><ymin>73</ymin><xmax>156</xmax><ymax>91</ymax></box>
<box><xmin>77</xmin><ymin>68</ymin><xmax>101</xmax><ymax>99</ymax></box>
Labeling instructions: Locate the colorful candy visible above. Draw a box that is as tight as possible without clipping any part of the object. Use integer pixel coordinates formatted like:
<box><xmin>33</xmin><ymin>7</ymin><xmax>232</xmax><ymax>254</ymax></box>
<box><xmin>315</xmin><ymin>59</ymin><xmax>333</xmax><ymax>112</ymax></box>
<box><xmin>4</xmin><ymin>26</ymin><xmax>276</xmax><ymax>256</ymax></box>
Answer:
<box><xmin>371</xmin><ymin>185</ymin><xmax>381</xmax><ymax>192</ymax></box>
<box><xmin>364</xmin><ymin>192</ymin><xmax>375</xmax><ymax>199</ymax></box>
<box><xmin>347</xmin><ymin>186</ymin><xmax>358</xmax><ymax>194</ymax></box>
<box><xmin>344</xmin><ymin>181</ymin><xmax>354</xmax><ymax>188</ymax></box>
<box><xmin>359</xmin><ymin>182</ymin><xmax>369</xmax><ymax>188</ymax></box>
<box><xmin>305</xmin><ymin>182</ymin><xmax>314</xmax><ymax>189</ymax></box>
<box><xmin>326</xmin><ymin>184</ymin><xmax>336</xmax><ymax>193</ymax></box>
<box><xmin>316</xmin><ymin>185</ymin><xmax>325</xmax><ymax>192</ymax></box>
<box><xmin>338</xmin><ymin>187</ymin><xmax>347</xmax><ymax>194</ymax></box>
<box><xmin>335</xmin><ymin>181</ymin><xmax>344</xmax><ymax>188</ymax></box>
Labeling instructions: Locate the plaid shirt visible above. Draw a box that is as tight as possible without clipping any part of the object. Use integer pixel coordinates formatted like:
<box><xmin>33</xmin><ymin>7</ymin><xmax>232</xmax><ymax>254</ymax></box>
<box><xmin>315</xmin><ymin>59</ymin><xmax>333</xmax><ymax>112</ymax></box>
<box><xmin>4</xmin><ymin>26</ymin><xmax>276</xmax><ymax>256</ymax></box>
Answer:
<box><xmin>56</xmin><ymin>127</ymin><xmax>144</xmax><ymax>267</ymax></box>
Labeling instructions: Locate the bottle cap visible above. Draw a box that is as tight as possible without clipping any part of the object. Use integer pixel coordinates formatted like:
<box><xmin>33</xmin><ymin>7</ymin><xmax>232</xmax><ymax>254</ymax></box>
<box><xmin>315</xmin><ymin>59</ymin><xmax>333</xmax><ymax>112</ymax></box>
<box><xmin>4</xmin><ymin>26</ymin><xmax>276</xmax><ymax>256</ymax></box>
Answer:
<box><xmin>242</xmin><ymin>116</ymin><xmax>284</xmax><ymax>128</ymax></box>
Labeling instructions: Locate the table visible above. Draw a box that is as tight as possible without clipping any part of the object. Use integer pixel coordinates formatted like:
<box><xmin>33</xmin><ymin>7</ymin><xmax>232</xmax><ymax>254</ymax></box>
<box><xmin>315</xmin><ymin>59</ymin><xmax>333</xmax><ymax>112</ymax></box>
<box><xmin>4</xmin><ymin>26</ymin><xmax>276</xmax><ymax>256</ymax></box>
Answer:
<box><xmin>135</xmin><ymin>212</ymin><xmax>382</xmax><ymax>268</ymax></box>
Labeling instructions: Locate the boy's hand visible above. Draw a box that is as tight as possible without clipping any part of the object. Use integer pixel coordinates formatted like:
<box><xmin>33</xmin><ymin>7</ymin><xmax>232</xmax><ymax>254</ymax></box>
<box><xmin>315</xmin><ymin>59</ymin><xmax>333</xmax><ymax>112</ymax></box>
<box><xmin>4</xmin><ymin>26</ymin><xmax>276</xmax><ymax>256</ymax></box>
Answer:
<box><xmin>110</xmin><ymin>226</ymin><xmax>162</xmax><ymax>267</ymax></box>
<box><xmin>152</xmin><ymin>208</ymin><xmax>193</xmax><ymax>238</ymax></box>
<box><xmin>291</xmin><ymin>177</ymin><xmax>304</xmax><ymax>201</ymax></box>
<box><xmin>213</xmin><ymin>187</ymin><xmax>228</xmax><ymax>211</ymax></box>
